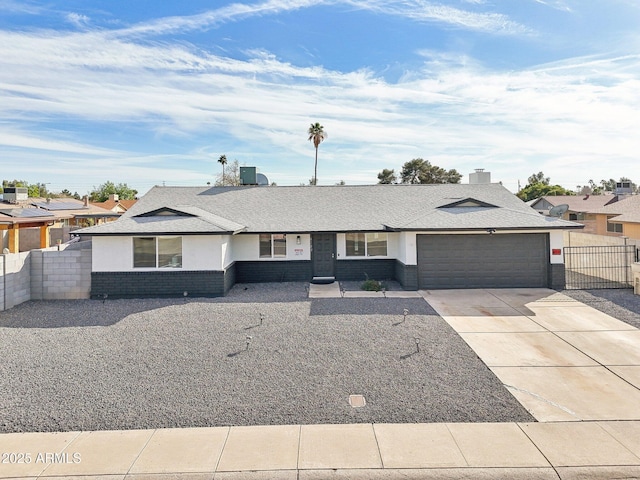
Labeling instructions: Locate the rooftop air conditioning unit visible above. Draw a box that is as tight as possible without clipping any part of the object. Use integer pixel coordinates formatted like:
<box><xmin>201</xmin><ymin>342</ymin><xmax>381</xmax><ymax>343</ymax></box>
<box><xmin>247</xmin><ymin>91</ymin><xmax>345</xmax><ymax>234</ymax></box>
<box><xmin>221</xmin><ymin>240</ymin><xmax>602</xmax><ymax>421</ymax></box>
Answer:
<box><xmin>240</xmin><ymin>166</ymin><xmax>257</xmax><ymax>185</ymax></box>
<box><xmin>2</xmin><ymin>187</ymin><xmax>28</xmax><ymax>203</ymax></box>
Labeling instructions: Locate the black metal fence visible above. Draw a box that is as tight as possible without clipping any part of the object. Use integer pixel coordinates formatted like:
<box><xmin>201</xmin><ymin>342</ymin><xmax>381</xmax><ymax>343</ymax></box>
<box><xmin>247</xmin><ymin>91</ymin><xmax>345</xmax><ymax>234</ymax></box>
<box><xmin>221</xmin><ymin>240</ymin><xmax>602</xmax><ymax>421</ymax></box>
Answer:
<box><xmin>564</xmin><ymin>245</ymin><xmax>636</xmax><ymax>289</ymax></box>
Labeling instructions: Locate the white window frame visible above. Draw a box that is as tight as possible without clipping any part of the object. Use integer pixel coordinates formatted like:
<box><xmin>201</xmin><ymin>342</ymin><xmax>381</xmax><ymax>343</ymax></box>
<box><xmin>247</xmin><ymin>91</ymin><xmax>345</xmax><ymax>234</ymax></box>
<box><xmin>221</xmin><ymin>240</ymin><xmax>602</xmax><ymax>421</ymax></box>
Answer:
<box><xmin>345</xmin><ymin>232</ymin><xmax>388</xmax><ymax>257</ymax></box>
<box><xmin>606</xmin><ymin>217</ymin><xmax>623</xmax><ymax>233</ymax></box>
<box><xmin>133</xmin><ymin>236</ymin><xmax>183</xmax><ymax>268</ymax></box>
<box><xmin>259</xmin><ymin>234</ymin><xmax>287</xmax><ymax>258</ymax></box>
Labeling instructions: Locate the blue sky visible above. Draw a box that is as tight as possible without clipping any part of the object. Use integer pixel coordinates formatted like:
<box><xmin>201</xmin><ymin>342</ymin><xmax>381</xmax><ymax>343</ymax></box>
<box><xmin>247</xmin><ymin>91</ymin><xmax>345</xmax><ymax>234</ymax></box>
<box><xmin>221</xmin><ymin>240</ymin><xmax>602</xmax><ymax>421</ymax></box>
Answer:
<box><xmin>1</xmin><ymin>0</ymin><xmax>639</xmax><ymax>196</ymax></box>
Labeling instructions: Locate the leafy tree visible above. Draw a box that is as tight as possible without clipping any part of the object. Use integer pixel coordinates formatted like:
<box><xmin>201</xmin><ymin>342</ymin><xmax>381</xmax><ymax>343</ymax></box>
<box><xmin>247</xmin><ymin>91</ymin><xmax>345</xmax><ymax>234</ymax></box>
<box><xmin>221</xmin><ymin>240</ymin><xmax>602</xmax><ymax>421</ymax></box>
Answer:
<box><xmin>399</xmin><ymin>158</ymin><xmax>461</xmax><ymax>184</ymax></box>
<box><xmin>335</xmin><ymin>180</ymin><xmax>346</xmax><ymax>185</ymax></box>
<box><xmin>307</xmin><ymin>122</ymin><xmax>327</xmax><ymax>186</ymax></box>
<box><xmin>89</xmin><ymin>181</ymin><xmax>138</xmax><ymax>202</ymax></box>
<box><xmin>1</xmin><ymin>180</ymin><xmax>49</xmax><ymax>197</ymax></box>
<box><xmin>517</xmin><ymin>183</ymin><xmax>574</xmax><ymax>202</ymax></box>
<box><xmin>377</xmin><ymin>168</ymin><xmax>397</xmax><ymax>184</ymax></box>
<box><xmin>214</xmin><ymin>159</ymin><xmax>241</xmax><ymax>186</ymax></box>
<box><xmin>218</xmin><ymin>155</ymin><xmax>227</xmax><ymax>185</ymax></box>
<box><xmin>59</xmin><ymin>189</ymin><xmax>81</xmax><ymax>199</ymax></box>
<box><xmin>527</xmin><ymin>171</ymin><xmax>550</xmax><ymax>186</ymax></box>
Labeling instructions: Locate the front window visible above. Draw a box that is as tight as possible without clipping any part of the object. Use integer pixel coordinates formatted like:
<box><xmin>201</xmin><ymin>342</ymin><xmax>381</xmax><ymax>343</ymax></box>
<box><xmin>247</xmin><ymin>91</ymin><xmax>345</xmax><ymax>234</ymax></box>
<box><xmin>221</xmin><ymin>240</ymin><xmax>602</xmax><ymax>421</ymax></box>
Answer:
<box><xmin>606</xmin><ymin>217</ymin><xmax>623</xmax><ymax>233</ymax></box>
<box><xmin>133</xmin><ymin>237</ymin><xmax>182</xmax><ymax>268</ymax></box>
<box><xmin>346</xmin><ymin>233</ymin><xmax>365</xmax><ymax>256</ymax></box>
<box><xmin>259</xmin><ymin>234</ymin><xmax>287</xmax><ymax>258</ymax></box>
<box><xmin>346</xmin><ymin>232</ymin><xmax>387</xmax><ymax>256</ymax></box>
<box><xmin>366</xmin><ymin>233</ymin><xmax>387</xmax><ymax>256</ymax></box>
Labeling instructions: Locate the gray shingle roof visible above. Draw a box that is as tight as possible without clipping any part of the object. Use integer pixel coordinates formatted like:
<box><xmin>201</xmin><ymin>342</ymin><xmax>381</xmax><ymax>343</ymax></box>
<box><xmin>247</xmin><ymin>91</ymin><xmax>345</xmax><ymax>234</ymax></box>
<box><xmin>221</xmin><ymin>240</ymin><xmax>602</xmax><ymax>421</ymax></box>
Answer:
<box><xmin>77</xmin><ymin>184</ymin><xmax>582</xmax><ymax>236</ymax></box>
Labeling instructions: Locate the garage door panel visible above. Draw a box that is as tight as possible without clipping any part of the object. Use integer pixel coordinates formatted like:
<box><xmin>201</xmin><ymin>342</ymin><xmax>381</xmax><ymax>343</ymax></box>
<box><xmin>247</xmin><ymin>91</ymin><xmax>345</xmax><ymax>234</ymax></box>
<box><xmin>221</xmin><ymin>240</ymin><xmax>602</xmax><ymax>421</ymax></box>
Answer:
<box><xmin>417</xmin><ymin>234</ymin><xmax>548</xmax><ymax>289</ymax></box>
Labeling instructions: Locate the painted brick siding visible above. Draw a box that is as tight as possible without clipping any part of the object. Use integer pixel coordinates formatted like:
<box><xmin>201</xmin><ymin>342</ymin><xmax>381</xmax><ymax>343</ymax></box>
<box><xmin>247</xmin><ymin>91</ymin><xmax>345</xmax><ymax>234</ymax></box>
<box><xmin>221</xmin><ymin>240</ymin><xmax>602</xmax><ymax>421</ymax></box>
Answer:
<box><xmin>394</xmin><ymin>260</ymin><xmax>419</xmax><ymax>290</ymax></box>
<box><xmin>235</xmin><ymin>261</ymin><xmax>312</xmax><ymax>283</ymax></box>
<box><xmin>550</xmin><ymin>264</ymin><xmax>566</xmax><ymax>289</ymax></box>
<box><xmin>91</xmin><ymin>270</ymin><xmax>226</xmax><ymax>298</ymax></box>
<box><xmin>335</xmin><ymin>259</ymin><xmax>395</xmax><ymax>282</ymax></box>
<box><xmin>224</xmin><ymin>262</ymin><xmax>236</xmax><ymax>294</ymax></box>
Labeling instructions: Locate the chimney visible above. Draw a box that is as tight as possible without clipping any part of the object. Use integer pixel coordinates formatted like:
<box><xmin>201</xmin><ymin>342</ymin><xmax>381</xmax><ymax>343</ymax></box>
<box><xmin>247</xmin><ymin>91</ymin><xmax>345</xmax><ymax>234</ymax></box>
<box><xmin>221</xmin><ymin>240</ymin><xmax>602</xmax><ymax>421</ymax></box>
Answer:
<box><xmin>83</xmin><ymin>195</ymin><xmax>88</xmax><ymax>207</ymax></box>
<box><xmin>109</xmin><ymin>194</ymin><xmax>119</xmax><ymax>201</ymax></box>
<box><xmin>469</xmin><ymin>169</ymin><xmax>491</xmax><ymax>184</ymax></box>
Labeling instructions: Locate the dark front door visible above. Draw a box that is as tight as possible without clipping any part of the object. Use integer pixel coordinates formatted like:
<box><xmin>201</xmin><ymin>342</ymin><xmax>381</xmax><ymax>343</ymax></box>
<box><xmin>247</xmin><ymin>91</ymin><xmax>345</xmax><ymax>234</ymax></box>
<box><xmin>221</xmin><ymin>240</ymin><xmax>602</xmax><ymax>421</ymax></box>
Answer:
<box><xmin>312</xmin><ymin>233</ymin><xmax>336</xmax><ymax>278</ymax></box>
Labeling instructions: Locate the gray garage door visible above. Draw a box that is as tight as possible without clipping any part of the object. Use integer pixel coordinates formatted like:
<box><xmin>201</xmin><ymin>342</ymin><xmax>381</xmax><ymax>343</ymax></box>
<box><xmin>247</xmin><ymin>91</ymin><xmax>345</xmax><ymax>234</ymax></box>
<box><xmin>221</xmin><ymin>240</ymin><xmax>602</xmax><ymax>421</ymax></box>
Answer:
<box><xmin>417</xmin><ymin>234</ymin><xmax>549</xmax><ymax>289</ymax></box>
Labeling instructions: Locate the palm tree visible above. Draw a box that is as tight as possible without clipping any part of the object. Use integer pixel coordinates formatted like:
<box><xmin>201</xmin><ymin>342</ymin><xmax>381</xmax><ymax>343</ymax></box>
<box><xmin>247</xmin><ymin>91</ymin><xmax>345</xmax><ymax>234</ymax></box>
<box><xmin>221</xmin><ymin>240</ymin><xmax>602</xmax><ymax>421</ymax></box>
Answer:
<box><xmin>307</xmin><ymin>122</ymin><xmax>327</xmax><ymax>186</ymax></box>
<box><xmin>218</xmin><ymin>155</ymin><xmax>227</xmax><ymax>185</ymax></box>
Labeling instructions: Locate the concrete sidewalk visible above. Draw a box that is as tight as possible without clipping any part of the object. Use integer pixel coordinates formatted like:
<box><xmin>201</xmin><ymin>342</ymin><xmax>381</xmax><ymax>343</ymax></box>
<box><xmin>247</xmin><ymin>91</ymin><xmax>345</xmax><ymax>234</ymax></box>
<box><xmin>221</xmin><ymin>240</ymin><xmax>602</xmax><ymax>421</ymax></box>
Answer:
<box><xmin>2</xmin><ymin>421</ymin><xmax>640</xmax><ymax>479</ymax></box>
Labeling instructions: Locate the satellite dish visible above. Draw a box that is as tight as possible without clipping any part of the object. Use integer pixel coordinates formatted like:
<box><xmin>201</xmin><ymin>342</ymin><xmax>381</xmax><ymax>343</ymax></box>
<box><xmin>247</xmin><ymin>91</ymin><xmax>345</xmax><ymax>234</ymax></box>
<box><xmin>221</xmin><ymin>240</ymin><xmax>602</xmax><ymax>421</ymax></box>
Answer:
<box><xmin>549</xmin><ymin>204</ymin><xmax>569</xmax><ymax>217</ymax></box>
<box><xmin>256</xmin><ymin>173</ymin><xmax>269</xmax><ymax>186</ymax></box>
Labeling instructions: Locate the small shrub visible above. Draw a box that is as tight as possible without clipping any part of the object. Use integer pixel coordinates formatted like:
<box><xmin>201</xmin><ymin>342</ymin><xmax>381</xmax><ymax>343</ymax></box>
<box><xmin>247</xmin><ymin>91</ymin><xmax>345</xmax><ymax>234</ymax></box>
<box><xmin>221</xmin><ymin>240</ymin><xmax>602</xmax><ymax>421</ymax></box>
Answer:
<box><xmin>361</xmin><ymin>279</ymin><xmax>385</xmax><ymax>291</ymax></box>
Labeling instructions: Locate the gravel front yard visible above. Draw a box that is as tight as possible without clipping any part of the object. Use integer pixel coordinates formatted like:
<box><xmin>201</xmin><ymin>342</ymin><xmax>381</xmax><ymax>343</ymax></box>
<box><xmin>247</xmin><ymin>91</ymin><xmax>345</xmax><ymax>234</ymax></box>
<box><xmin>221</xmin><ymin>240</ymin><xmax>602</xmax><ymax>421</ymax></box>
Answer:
<box><xmin>0</xmin><ymin>283</ymin><xmax>534</xmax><ymax>433</ymax></box>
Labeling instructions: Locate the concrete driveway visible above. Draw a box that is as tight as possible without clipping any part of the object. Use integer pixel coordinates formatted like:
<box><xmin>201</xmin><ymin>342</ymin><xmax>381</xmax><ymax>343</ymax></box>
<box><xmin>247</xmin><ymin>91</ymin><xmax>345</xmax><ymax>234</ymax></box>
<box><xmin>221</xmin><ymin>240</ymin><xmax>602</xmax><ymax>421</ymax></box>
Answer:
<box><xmin>421</xmin><ymin>288</ymin><xmax>640</xmax><ymax>422</ymax></box>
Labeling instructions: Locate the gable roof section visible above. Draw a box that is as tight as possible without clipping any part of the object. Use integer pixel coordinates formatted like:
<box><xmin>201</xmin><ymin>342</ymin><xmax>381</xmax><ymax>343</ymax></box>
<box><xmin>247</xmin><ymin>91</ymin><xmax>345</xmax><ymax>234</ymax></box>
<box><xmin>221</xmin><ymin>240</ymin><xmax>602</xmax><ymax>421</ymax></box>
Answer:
<box><xmin>438</xmin><ymin>197</ymin><xmax>499</xmax><ymax>209</ymax></box>
<box><xmin>77</xmin><ymin>183</ymin><xmax>582</xmax><ymax>236</ymax></box>
<box><xmin>593</xmin><ymin>195</ymin><xmax>640</xmax><ymax>224</ymax></box>
<box><xmin>530</xmin><ymin>195</ymin><xmax>618</xmax><ymax>214</ymax></box>
<box><xmin>80</xmin><ymin>204</ymin><xmax>246</xmax><ymax>235</ymax></box>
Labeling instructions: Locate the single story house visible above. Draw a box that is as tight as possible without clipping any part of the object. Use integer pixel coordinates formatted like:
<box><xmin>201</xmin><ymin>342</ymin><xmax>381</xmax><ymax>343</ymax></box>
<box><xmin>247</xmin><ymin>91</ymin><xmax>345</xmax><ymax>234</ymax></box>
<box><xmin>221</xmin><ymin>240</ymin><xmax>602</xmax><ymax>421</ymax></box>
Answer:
<box><xmin>90</xmin><ymin>194</ymin><xmax>138</xmax><ymax>214</ymax></box>
<box><xmin>528</xmin><ymin>194</ymin><xmax>619</xmax><ymax>234</ymax></box>
<box><xmin>592</xmin><ymin>194</ymin><xmax>640</xmax><ymax>240</ymax></box>
<box><xmin>1</xmin><ymin>196</ymin><xmax>118</xmax><ymax>252</ymax></box>
<box><xmin>77</xmin><ymin>183</ymin><xmax>582</xmax><ymax>298</ymax></box>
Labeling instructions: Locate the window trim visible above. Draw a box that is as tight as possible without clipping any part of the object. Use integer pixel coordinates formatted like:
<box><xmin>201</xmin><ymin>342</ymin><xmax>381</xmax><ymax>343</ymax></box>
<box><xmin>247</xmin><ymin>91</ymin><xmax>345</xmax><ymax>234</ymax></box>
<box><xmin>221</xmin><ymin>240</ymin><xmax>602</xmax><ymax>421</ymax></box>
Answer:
<box><xmin>259</xmin><ymin>234</ymin><xmax>287</xmax><ymax>259</ymax></box>
<box><xmin>345</xmin><ymin>232</ymin><xmax>388</xmax><ymax>257</ymax></box>
<box><xmin>133</xmin><ymin>236</ymin><xmax>183</xmax><ymax>269</ymax></box>
<box><xmin>606</xmin><ymin>217</ymin><xmax>623</xmax><ymax>233</ymax></box>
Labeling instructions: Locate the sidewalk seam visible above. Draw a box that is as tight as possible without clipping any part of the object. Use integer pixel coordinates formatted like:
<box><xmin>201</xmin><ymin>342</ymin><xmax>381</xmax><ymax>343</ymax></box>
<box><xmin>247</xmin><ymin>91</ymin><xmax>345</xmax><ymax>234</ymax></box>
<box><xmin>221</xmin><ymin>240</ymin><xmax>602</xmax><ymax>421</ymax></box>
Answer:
<box><xmin>371</xmin><ymin>423</ymin><xmax>384</xmax><ymax>469</ymax></box>
<box><xmin>214</xmin><ymin>426</ymin><xmax>232</xmax><ymax>474</ymax></box>
<box><xmin>515</xmin><ymin>423</ymin><xmax>561</xmax><ymax>480</ymax></box>
<box><xmin>125</xmin><ymin>428</ymin><xmax>156</xmax><ymax>476</ymax></box>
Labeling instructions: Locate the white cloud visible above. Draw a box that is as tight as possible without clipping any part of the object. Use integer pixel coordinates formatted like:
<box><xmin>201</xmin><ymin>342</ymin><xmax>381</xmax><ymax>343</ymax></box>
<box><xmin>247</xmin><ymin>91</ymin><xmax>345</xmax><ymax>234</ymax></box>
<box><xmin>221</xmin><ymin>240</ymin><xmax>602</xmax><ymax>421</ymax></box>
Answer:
<box><xmin>66</xmin><ymin>12</ymin><xmax>91</xmax><ymax>28</ymax></box>
<box><xmin>0</xmin><ymin>6</ymin><xmax>638</xmax><ymax>192</ymax></box>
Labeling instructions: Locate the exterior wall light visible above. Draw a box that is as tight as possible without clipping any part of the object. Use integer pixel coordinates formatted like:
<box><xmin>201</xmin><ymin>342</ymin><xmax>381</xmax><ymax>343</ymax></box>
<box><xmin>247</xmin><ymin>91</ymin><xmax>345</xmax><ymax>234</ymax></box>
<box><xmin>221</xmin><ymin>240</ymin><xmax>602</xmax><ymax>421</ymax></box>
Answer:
<box><xmin>296</xmin><ymin>235</ymin><xmax>301</xmax><ymax>245</ymax></box>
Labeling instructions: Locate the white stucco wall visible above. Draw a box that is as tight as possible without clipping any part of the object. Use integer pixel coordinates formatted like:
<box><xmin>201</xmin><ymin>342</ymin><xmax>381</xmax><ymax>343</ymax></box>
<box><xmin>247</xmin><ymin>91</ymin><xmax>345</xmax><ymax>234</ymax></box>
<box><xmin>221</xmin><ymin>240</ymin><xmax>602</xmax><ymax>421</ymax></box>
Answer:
<box><xmin>182</xmin><ymin>236</ymin><xmax>221</xmax><ymax>270</ymax></box>
<box><xmin>92</xmin><ymin>236</ymin><xmax>131</xmax><ymax>272</ymax></box>
<box><xmin>92</xmin><ymin>235</ymin><xmax>224</xmax><ymax>272</ymax></box>
<box><xmin>232</xmin><ymin>234</ymin><xmax>311</xmax><ymax>261</ymax></box>
<box><xmin>549</xmin><ymin>230</ymin><xmax>565</xmax><ymax>264</ymax></box>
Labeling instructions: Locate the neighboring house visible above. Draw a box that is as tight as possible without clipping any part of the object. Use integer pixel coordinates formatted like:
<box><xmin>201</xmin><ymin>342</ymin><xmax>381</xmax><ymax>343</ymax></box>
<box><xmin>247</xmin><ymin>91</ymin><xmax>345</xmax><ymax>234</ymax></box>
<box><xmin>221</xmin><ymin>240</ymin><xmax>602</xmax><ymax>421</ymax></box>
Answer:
<box><xmin>77</xmin><ymin>183</ymin><xmax>582</xmax><ymax>298</ymax></box>
<box><xmin>592</xmin><ymin>194</ymin><xmax>640</xmax><ymax>240</ymax></box>
<box><xmin>90</xmin><ymin>194</ymin><xmax>137</xmax><ymax>214</ymax></box>
<box><xmin>0</xmin><ymin>196</ymin><xmax>118</xmax><ymax>252</ymax></box>
<box><xmin>529</xmin><ymin>195</ymin><xmax>619</xmax><ymax>234</ymax></box>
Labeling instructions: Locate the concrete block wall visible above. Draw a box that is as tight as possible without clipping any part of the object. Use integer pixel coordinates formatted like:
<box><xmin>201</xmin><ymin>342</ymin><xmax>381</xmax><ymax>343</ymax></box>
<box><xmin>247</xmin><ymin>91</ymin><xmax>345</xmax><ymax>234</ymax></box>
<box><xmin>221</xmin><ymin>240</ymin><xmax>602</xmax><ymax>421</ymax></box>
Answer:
<box><xmin>565</xmin><ymin>231</ymin><xmax>638</xmax><ymax>248</ymax></box>
<box><xmin>1</xmin><ymin>243</ymin><xmax>92</xmax><ymax>311</ymax></box>
<box><xmin>40</xmin><ymin>247</ymin><xmax>92</xmax><ymax>300</ymax></box>
<box><xmin>1</xmin><ymin>251</ymin><xmax>31</xmax><ymax>310</ymax></box>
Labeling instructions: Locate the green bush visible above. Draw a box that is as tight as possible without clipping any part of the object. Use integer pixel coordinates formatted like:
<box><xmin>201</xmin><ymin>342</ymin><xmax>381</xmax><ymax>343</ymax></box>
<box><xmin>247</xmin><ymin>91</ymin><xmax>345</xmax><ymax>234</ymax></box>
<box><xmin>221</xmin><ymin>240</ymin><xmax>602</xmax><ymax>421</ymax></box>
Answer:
<box><xmin>361</xmin><ymin>279</ymin><xmax>385</xmax><ymax>291</ymax></box>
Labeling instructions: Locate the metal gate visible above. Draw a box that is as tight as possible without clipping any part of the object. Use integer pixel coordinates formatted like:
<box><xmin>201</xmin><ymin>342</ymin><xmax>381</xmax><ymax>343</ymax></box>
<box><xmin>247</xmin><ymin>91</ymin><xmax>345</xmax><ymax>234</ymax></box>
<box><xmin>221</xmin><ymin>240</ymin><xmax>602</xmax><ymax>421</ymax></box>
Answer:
<box><xmin>564</xmin><ymin>245</ymin><xmax>636</xmax><ymax>289</ymax></box>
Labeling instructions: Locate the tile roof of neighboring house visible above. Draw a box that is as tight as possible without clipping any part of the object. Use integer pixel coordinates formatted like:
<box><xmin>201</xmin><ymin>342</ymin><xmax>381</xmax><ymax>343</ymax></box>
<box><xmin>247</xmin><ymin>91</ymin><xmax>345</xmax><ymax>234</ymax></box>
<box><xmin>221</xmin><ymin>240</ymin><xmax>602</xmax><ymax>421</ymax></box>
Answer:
<box><xmin>77</xmin><ymin>184</ymin><xmax>582</xmax><ymax>236</ymax></box>
<box><xmin>530</xmin><ymin>194</ymin><xmax>619</xmax><ymax>213</ymax></box>
<box><xmin>593</xmin><ymin>195</ymin><xmax>640</xmax><ymax>224</ymax></box>
<box><xmin>90</xmin><ymin>199</ymin><xmax>137</xmax><ymax>211</ymax></box>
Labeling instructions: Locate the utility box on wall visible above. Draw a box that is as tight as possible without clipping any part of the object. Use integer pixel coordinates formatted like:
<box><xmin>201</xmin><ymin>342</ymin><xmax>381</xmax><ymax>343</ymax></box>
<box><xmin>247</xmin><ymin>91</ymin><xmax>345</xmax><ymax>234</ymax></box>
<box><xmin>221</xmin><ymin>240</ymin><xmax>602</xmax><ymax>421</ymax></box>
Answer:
<box><xmin>240</xmin><ymin>167</ymin><xmax>257</xmax><ymax>185</ymax></box>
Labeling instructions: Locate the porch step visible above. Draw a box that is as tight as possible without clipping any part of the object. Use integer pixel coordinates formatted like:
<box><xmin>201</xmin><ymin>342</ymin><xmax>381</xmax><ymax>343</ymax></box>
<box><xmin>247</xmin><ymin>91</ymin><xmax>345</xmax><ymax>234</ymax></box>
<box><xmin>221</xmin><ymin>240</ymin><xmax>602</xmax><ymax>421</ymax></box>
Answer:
<box><xmin>311</xmin><ymin>276</ymin><xmax>336</xmax><ymax>285</ymax></box>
